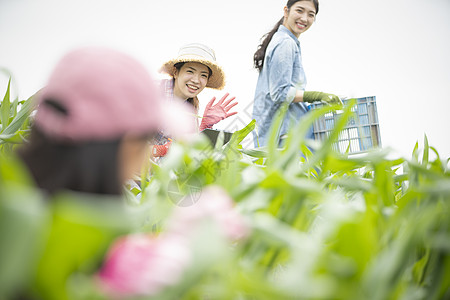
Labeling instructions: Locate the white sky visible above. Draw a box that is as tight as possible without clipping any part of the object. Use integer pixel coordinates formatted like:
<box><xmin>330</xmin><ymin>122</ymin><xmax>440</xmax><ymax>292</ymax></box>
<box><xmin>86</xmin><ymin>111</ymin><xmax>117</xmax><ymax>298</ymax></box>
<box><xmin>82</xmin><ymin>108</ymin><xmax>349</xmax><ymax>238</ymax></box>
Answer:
<box><xmin>1</xmin><ymin>0</ymin><xmax>450</xmax><ymax>159</ymax></box>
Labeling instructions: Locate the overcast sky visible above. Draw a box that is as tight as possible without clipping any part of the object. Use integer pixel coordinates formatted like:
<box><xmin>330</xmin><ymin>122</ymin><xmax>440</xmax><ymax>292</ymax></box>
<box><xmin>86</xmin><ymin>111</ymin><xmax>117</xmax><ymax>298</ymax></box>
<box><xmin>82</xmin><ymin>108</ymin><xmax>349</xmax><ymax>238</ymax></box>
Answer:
<box><xmin>1</xmin><ymin>0</ymin><xmax>449</xmax><ymax>159</ymax></box>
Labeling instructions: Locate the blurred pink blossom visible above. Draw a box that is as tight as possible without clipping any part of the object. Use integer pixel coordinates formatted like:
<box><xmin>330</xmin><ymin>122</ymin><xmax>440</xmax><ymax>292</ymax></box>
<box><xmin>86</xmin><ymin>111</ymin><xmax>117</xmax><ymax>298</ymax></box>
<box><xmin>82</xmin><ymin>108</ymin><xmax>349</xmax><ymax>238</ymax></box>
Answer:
<box><xmin>97</xmin><ymin>186</ymin><xmax>249</xmax><ymax>298</ymax></box>
<box><xmin>97</xmin><ymin>234</ymin><xmax>190</xmax><ymax>297</ymax></box>
<box><xmin>168</xmin><ymin>186</ymin><xmax>251</xmax><ymax>241</ymax></box>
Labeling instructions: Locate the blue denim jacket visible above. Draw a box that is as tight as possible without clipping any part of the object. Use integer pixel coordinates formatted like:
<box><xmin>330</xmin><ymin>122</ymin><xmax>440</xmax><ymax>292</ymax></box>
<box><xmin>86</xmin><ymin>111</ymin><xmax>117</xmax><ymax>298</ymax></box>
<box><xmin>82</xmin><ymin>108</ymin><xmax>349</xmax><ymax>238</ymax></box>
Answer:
<box><xmin>252</xmin><ymin>25</ymin><xmax>313</xmax><ymax>147</ymax></box>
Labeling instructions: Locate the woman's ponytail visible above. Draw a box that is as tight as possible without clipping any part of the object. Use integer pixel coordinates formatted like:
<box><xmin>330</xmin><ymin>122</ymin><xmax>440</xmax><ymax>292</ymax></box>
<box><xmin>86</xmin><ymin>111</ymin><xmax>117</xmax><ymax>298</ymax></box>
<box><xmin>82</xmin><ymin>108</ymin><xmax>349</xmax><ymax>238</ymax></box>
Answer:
<box><xmin>253</xmin><ymin>17</ymin><xmax>284</xmax><ymax>72</ymax></box>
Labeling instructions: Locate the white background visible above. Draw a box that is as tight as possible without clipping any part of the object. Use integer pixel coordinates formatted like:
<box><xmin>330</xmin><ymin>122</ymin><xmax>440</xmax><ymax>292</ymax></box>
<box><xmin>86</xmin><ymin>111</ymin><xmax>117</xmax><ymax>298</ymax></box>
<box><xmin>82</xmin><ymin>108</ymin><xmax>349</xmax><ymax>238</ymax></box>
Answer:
<box><xmin>1</xmin><ymin>0</ymin><xmax>449</xmax><ymax>158</ymax></box>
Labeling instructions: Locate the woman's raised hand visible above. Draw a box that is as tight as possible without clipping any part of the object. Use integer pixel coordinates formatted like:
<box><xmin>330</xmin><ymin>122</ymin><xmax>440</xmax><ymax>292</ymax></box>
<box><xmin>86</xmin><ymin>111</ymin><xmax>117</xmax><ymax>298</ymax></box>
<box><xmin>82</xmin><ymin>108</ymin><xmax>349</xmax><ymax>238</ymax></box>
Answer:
<box><xmin>199</xmin><ymin>93</ymin><xmax>238</xmax><ymax>131</ymax></box>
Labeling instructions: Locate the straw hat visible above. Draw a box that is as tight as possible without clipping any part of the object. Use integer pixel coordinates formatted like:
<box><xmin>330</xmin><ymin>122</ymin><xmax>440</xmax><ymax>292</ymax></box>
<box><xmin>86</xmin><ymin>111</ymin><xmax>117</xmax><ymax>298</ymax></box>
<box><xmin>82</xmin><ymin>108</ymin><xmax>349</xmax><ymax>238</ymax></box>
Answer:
<box><xmin>160</xmin><ymin>43</ymin><xmax>225</xmax><ymax>90</ymax></box>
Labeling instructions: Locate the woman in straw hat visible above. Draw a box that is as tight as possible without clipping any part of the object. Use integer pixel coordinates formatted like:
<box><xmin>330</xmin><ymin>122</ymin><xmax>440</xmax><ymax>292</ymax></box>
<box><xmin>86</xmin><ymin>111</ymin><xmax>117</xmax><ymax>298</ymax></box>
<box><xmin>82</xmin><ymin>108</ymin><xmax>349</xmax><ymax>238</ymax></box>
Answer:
<box><xmin>152</xmin><ymin>43</ymin><xmax>238</xmax><ymax>157</ymax></box>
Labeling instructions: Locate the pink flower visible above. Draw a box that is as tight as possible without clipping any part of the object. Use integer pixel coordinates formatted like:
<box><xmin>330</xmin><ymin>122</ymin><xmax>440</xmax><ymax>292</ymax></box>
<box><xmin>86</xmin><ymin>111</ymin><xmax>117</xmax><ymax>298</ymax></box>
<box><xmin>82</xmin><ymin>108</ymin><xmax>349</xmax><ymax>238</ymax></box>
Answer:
<box><xmin>168</xmin><ymin>186</ymin><xmax>251</xmax><ymax>241</ymax></box>
<box><xmin>97</xmin><ymin>186</ymin><xmax>249</xmax><ymax>298</ymax></box>
<box><xmin>97</xmin><ymin>234</ymin><xmax>190</xmax><ymax>298</ymax></box>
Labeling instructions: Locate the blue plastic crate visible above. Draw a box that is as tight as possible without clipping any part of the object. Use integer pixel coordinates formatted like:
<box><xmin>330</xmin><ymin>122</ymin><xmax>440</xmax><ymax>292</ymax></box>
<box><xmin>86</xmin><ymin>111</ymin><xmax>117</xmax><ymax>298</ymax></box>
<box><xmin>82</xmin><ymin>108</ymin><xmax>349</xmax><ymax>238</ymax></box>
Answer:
<box><xmin>310</xmin><ymin>96</ymin><xmax>382</xmax><ymax>154</ymax></box>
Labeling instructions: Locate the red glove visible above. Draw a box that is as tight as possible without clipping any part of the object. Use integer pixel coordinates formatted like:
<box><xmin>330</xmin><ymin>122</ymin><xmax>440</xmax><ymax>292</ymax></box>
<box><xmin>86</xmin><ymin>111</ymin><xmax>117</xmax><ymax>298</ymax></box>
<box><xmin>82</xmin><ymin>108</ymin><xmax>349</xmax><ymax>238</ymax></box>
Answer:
<box><xmin>199</xmin><ymin>93</ymin><xmax>238</xmax><ymax>131</ymax></box>
<box><xmin>151</xmin><ymin>141</ymin><xmax>171</xmax><ymax>157</ymax></box>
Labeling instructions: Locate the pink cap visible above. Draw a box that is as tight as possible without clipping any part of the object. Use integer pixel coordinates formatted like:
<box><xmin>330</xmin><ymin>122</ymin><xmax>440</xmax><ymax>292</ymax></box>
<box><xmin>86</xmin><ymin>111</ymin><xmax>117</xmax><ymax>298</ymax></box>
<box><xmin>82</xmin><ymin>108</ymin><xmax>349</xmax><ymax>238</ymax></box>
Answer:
<box><xmin>34</xmin><ymin>47</ymin><xmax>196</xmax><ymax>142</ymax></box>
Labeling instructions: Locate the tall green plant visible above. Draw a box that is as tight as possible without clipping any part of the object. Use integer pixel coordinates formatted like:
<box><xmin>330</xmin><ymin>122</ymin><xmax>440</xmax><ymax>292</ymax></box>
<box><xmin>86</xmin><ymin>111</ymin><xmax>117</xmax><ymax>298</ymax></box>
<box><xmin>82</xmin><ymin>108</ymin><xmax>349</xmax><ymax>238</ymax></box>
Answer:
<box><xmin>1</xmin><ymin>74</ymin><xmax>448</xmax><ymax>299</ymax></box>
<box><xmin>0</xmin><ymin>78</ymin><xmax>35</xmax><ymax>153</ymax></box>
<box><xmin>136</xmin><ymin>100</ymin><xmax>450</xmax><ymax>299</ymax></box>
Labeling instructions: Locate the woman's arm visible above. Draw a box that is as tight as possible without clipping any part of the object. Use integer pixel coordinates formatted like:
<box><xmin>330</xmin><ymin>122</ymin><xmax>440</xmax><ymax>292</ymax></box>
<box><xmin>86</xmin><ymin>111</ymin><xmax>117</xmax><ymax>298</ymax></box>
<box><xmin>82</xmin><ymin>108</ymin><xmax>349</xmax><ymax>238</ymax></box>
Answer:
<box><xmin>267</xmin><ymin>39</ymin><xmax>299</xmax><ymax>104</ymax></box>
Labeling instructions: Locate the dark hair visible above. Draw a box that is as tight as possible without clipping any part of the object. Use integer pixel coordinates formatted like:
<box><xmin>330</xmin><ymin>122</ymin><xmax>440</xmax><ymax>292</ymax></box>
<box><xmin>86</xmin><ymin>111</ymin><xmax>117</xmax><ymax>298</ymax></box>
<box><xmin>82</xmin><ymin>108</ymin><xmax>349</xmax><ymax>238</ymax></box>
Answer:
<box><xmin>18</xmin><ymin>128</ymin><xmax>124</xmax><ymax>196</ymax></box>
<box><xmin>173</xmin><ymin>62</ymin><xmax>213</xmax><ymax>112</ymax></box>
<box><xmin>253</xmin><ymin>0</ymin><xmax>319</xmax><ymax>72</ymax></box>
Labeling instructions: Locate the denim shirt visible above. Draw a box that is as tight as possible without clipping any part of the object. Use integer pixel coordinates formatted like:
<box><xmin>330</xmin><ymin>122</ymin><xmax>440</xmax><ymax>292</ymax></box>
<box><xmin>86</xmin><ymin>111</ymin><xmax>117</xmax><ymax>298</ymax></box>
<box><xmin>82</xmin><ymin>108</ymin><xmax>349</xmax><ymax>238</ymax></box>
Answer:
<box><xmin>252</xmin><ymin>25</ymin><xmax>313</xmax><ymax>147</ymax></box>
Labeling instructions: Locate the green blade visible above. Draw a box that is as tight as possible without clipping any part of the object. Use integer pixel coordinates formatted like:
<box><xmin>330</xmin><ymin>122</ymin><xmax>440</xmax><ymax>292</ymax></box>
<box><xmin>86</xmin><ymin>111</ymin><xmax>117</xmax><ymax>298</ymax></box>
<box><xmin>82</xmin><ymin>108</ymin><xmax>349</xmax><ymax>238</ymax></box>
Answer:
<box><xmin>0</xmin><ymin>78</ymin><xmax>11</xmax><ymax>130</ymax></box>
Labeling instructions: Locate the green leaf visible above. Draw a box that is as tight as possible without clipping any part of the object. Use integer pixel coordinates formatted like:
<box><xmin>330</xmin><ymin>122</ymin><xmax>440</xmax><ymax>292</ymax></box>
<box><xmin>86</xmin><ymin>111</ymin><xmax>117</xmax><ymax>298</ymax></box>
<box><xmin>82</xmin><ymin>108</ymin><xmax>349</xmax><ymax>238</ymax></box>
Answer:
<box><xmin>422</xmin><ymin>134</ymin><xmax>429</xmax><ymax>166</ymax></box>
<box><xmin>225</xmin><ymin>119</ymin><xmax>256</xmax><ymax>147</ymax></box>
<box><xmin>33</xmin><ymin>192</ymin><xmax>135</xmax><ymax>300</ymax></box>
<box><xmin>412</xmin><ymin>248</ymin><xmax>430</xmax><ymax>284</ymax></box>
<box><xmin>10</xmin><ymin>95</ymin><xmax>19</xmax><ymax>120</ymax></box>
<box><xmin>0</xmin><ymin>152</ymin><xmax>35</xmax><ymax>185</ymax></box>
<box><xmin>240</xmin><ymin>147</ymin><xmax>268</xmax><ymax>159</ymax></box>
<box><xmin>1</xmin><ymin>92</ymin><xmax>36</xmax><ymax>136</ymax></box>
<box><xmin>412</xmin><ymin>141</ymin><xmax>419</xmax><ymax>162</ymax></box>
<box><xmin>298</xmin><ymin>101</ymin><xmax>356</xmax><ymax>173</ymax></box>
<box><xmin>0</xmin><ymin>78</ymin><xmax>11</xmax><ymax>129</ymax></box>
<box><xmin>266</xmin><ymin>103</ymin><xmax>288</xmax><ymax>167</ymax></box>
<box><xmin>0</xmin><ymin>184</ymin><xmax>48</xmax><ymax>298</ymax></box>
<box><xmin>0</xmin><ymin>131</ymin><xmax>27</xmax><ymax>144</ymax></box>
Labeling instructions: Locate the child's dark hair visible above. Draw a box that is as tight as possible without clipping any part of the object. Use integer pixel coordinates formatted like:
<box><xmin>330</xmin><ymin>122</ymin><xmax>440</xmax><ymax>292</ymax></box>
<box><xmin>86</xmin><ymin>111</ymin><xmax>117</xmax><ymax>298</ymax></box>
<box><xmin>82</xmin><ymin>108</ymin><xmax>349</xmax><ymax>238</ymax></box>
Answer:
<box><xmin>253</xmin><ymin>0</ymin><xmax>319</xmax><ymax>72</ymax></box>
<box><xmin>18</xmin><ymin>128</ymin><xmax>153</xmax><ymax>196</ymax></box>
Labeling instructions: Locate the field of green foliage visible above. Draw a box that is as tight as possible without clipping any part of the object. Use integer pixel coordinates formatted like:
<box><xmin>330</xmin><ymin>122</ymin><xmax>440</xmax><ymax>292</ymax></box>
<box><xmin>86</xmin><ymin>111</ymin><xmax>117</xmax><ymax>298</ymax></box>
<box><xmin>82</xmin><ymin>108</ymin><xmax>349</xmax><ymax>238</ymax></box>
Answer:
<box><xmin>1</xmin><ymin>79</ymin><xmax>449</xmax><ymax>299</ymax></box>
